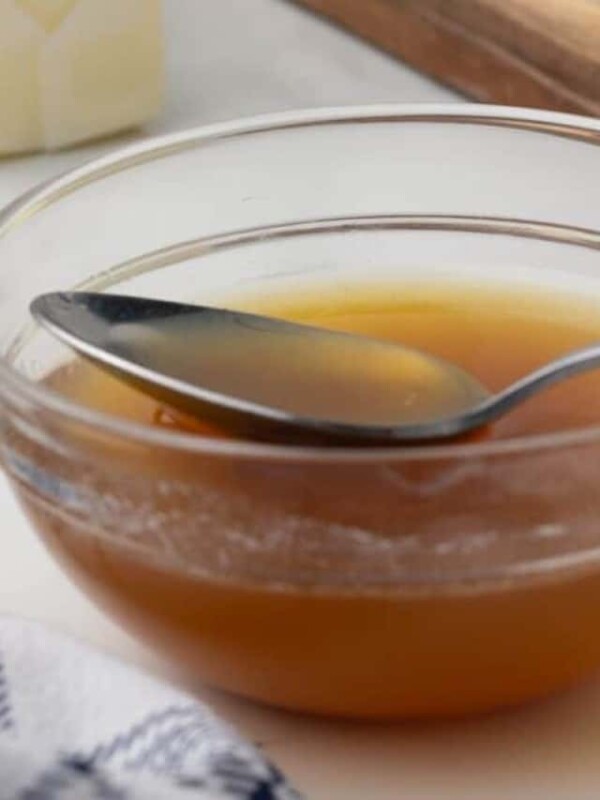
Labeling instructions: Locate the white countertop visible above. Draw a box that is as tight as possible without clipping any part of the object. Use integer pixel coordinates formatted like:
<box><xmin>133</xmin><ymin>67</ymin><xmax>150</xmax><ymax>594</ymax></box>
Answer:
<box><xmin>2</xmin><ymin>3</ymin><xmax>600</xmax><ymax>798</ymax></box>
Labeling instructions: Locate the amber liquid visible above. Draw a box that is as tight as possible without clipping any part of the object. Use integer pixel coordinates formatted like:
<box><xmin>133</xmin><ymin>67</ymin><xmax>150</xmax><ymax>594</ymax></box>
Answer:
<box><xmin>16</xmin><ymin>282</ymin><xmax>600</xmax><ymax>718</ymax></box>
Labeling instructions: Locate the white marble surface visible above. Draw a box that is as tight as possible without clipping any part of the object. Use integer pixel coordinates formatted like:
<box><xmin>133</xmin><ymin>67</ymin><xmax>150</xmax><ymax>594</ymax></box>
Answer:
<box><xmin>2</xmin><ymin>2</ymin><xmax>600</xmax><ymax>799</ymax></box>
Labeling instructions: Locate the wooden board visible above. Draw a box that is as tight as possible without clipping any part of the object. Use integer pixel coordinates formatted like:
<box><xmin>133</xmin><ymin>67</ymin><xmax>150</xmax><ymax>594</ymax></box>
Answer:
<box><xmin>293</xmin><ymin>0</ymin><xmax>600</xmax><ymax>115</ymax></box>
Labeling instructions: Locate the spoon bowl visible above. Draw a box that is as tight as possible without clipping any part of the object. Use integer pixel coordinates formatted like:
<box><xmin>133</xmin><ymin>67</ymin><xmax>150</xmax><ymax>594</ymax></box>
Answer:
<box><xmin>31</xmin><ymin>291</ymin><xmax>490</xmax><ymax>443</ymax></box>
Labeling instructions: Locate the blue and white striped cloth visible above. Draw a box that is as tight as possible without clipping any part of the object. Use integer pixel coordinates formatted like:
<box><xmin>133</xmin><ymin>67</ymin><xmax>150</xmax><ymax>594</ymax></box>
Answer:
<box><xmin>0</xmin><ymin>618</ymin><xmax>300</xmax><ymax>799</ymax></box>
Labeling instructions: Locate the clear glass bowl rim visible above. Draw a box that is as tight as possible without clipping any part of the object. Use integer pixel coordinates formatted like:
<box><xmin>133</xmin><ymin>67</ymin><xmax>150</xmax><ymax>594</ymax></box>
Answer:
<box><xmin>1</xmin><ymin>103</ymin><xmax>600</xmax><ymax>464</ymax></box>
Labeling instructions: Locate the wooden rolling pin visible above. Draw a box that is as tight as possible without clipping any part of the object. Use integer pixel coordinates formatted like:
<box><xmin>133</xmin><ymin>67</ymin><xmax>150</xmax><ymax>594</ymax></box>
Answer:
<box><xmin>293</xmin><ymin>0</ymin><xmax>600</xmax><ymax>115</ymax></box>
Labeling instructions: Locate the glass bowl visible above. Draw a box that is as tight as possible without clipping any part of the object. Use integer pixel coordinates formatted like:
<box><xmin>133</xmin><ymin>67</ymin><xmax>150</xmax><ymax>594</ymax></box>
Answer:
<box><xmin>1</xmin><ymin>105</ymin><xmax>600</xmax><ymax>719</ymax></box>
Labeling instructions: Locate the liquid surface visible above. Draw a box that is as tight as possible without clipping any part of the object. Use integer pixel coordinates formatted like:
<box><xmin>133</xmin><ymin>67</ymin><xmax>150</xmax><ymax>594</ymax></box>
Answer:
<box><xmin>47</xmin><ymin>281</ymin><xmax>600</xmax><ymax>441</ymax></box>
<box><xmin>16</xmin><ymin>281</ymin><xmax>600</xmax><ymax>718</ymax></box>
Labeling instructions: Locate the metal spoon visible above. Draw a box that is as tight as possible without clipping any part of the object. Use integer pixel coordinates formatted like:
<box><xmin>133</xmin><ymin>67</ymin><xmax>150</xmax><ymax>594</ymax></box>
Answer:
<box><xmin>30</xmin><ymin>291</ymin><xmax>600</xmax><ymax>444</ymax></box>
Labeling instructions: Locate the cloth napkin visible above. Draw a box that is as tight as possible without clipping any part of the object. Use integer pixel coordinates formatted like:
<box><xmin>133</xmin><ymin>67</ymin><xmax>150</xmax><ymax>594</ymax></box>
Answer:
<box><xmin>0</xmin><ymin>617</ymin><xmax>301</xmax><ymax>800</ymax></box>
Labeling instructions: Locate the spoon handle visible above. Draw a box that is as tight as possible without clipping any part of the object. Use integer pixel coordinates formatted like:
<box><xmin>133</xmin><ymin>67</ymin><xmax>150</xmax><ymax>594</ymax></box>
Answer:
<box><xmin>480</xmin><ymin>342</ymin><xmax>600</xmax><ymax>422</ymax></box>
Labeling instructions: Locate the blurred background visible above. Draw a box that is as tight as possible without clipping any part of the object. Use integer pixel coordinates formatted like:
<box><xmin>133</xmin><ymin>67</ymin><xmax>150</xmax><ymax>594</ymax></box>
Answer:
<box><xmin>1</xmin><ymin>0</ymin><xmax>459</xmax><ymax>207</ymax></box>
<box><xmin>3</xmin><ymin>0</ymin><xmax>597</xmax><ymax>204</ymax></box>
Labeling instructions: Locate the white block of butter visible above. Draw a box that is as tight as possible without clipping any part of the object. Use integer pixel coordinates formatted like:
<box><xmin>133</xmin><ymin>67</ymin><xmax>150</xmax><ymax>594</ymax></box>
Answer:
<box><xmin>0</xmin><ymin>0</ymin><xmax>163</xmax><ymax>154</ymax></box>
